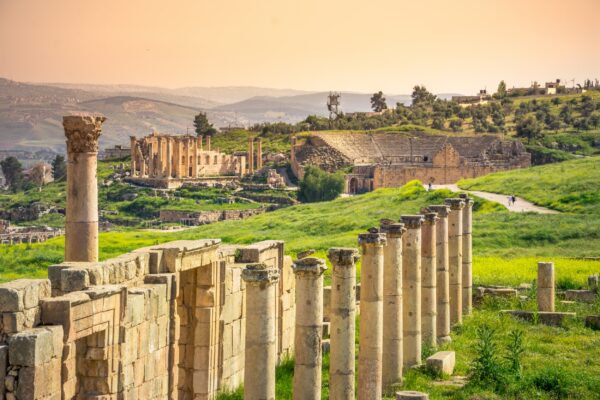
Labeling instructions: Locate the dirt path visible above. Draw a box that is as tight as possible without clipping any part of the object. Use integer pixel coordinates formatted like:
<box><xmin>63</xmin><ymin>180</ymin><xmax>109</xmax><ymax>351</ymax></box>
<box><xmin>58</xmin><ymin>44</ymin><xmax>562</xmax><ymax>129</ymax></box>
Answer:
<box><xmin>430</xmin><ymin>184</ymin><xmax>559</xmax><ymax>214</ymax></box>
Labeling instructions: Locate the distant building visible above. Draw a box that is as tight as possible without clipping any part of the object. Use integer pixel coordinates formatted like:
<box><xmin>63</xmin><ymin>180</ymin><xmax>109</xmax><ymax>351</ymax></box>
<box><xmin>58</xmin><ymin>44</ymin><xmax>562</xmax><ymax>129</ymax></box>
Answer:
<box><xmin>452</xmin><ymin>89</ymin><xmax>491</xmax><ymax>106</ymax></box>
<box><xmin>545</xmin><ymin>79</ymin><xmax>561</xmax><ymax>95</ymax></box>
<box><xmin>101</xmin><ymin>145</ymin><xmax>131</xmax><ymax>160</ymax></box>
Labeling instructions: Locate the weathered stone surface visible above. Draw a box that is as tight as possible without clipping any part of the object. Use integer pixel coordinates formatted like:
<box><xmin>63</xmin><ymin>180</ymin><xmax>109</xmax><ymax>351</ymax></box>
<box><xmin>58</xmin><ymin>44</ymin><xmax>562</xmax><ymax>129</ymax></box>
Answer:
<box><xmin>426</xmin><ymin>351</ymin><xmax>455</xmax><ymax>375</ymax></box>
<box><xmin>0</xmin><ymin>279</ymin><xmax>50</xmax><ymax>312</ymax></box>
<box><xmin>8</xmin><ymin>326</ymin><xmax>63</xmax><ymax>366</ymax></box>
<box><xmin>565</xmin><ymin>290</ymin><xmax>597</xmax><ymax>303</ymax></box>
<box><xmin>501</xmin><ymin>310</ymin><xmax>576</xmax><ymax>327</ymax></box>
<box><xmin>396</xmin><ymin>391</ymin><xmax>429</xmax><ymax>400</ymax></box>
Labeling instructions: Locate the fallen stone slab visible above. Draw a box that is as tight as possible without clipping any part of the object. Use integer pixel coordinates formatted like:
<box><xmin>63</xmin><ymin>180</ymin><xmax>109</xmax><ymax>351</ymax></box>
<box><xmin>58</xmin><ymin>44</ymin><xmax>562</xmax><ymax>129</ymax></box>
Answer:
<box><xmin>426</xmin><ymin>351</ymin><xmax>455</xmax><ymax>375</ymax></box>
<box><xmin>476</xmin><ymin>287</ymin><xmax>518</xmax><ymax>299</ymax></box>
<box><xmin>432</xmin><ymin>375</ymin><xmax>467</xmax><ymax>388</ymax></box>
<box><xmin>585</xmin><ymin>315</ymin><xmax>600</xmax><ymax>330</ymax></box>
<box><xmin>564</xmin><ymin>290</ymin><xmax>597</xmax><ymax>303</ymax></box>
<box><xmin>501</xmin><ymin>310</ymin><xmax>576</xmax><ymax>327</ymax></box>
<box><xmin>396</xmin><ymin>391</ymin><xmax>429</xmax><ymax>400</ymax></box>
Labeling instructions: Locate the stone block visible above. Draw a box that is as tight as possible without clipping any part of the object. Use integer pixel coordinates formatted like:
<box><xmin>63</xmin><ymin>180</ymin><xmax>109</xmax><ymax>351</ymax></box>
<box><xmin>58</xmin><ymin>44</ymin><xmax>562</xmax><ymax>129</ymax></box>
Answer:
<box><xmin>585</xmin><ymin>315</ymin><xmax>600</xmax><ymax>330</ymax></box>
<box><xmin>426</xmin><ymin>351</ymin><xmax>455</xmax><ymax>375</ymax></box>
<box><xmin>8</xmin><ymin>326</ymin><xmax>63</xmax><ymax>366</ymax></box>
<box><xmin>396</xmin><ymin>391</ymin><xmax>429</xmax><ymax>400</ymax></box>
<box><xmin>60</xmin><ymin>268</ymin><xmax>90</xmax><ymax>292</ymax></box>
<box><xmin>323</xmin><ymin>286</ymin><xmax>331</xmax><ymax>322</ymax></box>
<box><xmin>501</xmin><ymin>310</ymin><xmax>576</xmax><ymax>327</ymax></box>
<box><xmin>589</xmin><ymin>274</ymin><xmax>599</xmax><ymax>291</ymax></box>
<box><xmin>564</xmin><ymin>290</ymin><xmax>597</xmax><ymax>303</ymax></box>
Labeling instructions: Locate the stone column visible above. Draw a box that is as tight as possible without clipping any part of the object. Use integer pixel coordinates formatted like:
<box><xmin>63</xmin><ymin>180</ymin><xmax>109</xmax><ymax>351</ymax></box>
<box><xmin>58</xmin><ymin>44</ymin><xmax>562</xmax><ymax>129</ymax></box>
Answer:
<box><xmin>420</xmin><ymin>210</ymin><xmax>438</xmax><ymax>348</ymax></box>
<box><xmin>242</xmin><ymin>263</ymin><xmax>280</xmax><ymax>400</ymax></box>
<box><xmin>459</xmin><ymin>194</ymin><xmax>473</xmax><ymax>316</ymax></box>
<box><xmin>63</xmin><ymin>115</ymin><xmax>105</xmax><ymax>262</ymax></box>
<box><xmin>157</xmin><ymin>137</ymin><xmax>163</xmax><ymax>177</ymax></box>
<box><xmin>248</xmin><ymin>137</ymin><xmax>254</xmax><ymax>174</ymax></box>
<box><xmin>166</xmin><ymin>137</ymin><xmax>173</xmax><ymax>178</ymax></box>
<box><xmin>193</xmin><ymin>137</ymin><xmax>199</xmax><ymax>177</ymax></box>
<box><xmin>147</xmin><ymin>142</ymin><xmax>154</xmax><ymax>177</ymax></box>
<box><xmin>357</xmin><ymin>229</ymin><xmax>386</xmax><ymax>400</ymax></box>
<box><xmin>256</xmin><ymin>137</ymin><xmax>263</xmax><ymax>170</ymax></box>
<box><xmin>537</xmin><ymin>262</ymin><xmax>555</xmax><ymax>312</ymax></box>
<box><xmin>379</xmin><ymin>220</ymin><xmax>405</xmax><ymax>389</ymax></box>
<box><xmin>293</xmin><ymin>257</ymin><xmax>327</xmax><ymax>400</ymax></box>
<box><xmin>428</xmin><ymin>205</ymin><xmax>451</xmax><ymax>344</ymax></box>
<box><xmin>327</xmin><ymin>248</ymin><xmax>359</xmax><ymax>400</ymax></box>
<box><xmin>129</xmin><ymin>136</ymin><xmax>137</xmax><ymax>176</ymax></box>
<box><xmin>400</xmin><ymin>215</ymin><xmax>424</xmax><ymax>368</ymax></box>
<box><xmin>206</xmin><ymin>135</ymin><xmax>211</xmax><ymax>151</ymax></box>
<box><xmin>175</xmin><ymin>139</ymin><xmax>182</xmax><ymax>178</ymax></box>
<box><xmin>445</xmin><ymin>198</ymin><xmax>465</xmax><ymax>326</ymax></box>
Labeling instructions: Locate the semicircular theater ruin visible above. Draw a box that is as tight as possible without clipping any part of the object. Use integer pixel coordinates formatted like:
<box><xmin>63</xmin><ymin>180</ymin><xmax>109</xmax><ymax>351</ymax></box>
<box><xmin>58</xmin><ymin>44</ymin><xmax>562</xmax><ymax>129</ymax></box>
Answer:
<box><xmin>291</xmin><ymin>131</ymin><xmax>531</xmax><ymax>194</ymax></box>
<box><xmin>0</xmin><ymin>115</ymin><xmax>493</xmax><ymax>400</ymax></box>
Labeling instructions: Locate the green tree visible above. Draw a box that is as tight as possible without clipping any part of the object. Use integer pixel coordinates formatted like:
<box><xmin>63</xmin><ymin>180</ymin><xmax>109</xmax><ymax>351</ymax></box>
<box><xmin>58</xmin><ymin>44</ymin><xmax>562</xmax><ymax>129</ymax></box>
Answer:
<box><xmin>411</xmin><ymin>85</ymin><xmax>437</xmax><ymax>107</ymax></box>
<box><xmin>193</xmin><ymin>112</ymin><xmax>217</xmax><ymax>137</ymax></box>
<box><xmin>431</xmin><ymin>116</ymin><xmax>445</xmax><ymax>130</ymax></box>
<box><xmin>516</xmin><ymin>115</ymin><xmax>542</xmax><ymax>143</ymax></box>
<box><xmin>0</xmin><ymin>156</ymin><xmax>24</xmax><ymax>192</ymax></box>
<box><xmin>496</xmin><ymin>80</ymin><xmax>507</xmax><ymax>98</ymax></box>
<box><xmin>51</xmin><ymin>155</ymin><xmax>67</xmax><ymax>181</ymax></box>
<box><xmin>298</xmin><ymin>166</ymin><xmax>345</xmax><ymax>203</ymax></box>
<box><xmin>370</xmin><ymin>91</ymin><xmax>388</xmax><ymax>112</ymax></box>
<box><xmin>449</xmin><ymin>118</ymin><xmax>463</xmax><ymax>132</ymax></box>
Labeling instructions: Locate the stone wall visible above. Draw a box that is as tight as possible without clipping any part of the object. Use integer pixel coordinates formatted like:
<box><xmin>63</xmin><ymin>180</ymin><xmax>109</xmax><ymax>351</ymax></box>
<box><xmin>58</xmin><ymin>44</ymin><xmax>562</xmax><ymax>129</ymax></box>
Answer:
<box><xmin>159</xmin><ymin>208</ymin><xmax>267</xmax><ymax>225</ymax></box>
<box><xmin>0</xmin><ymin>239</ymin><xmax>294</xmax><ymax>400</ymax></box>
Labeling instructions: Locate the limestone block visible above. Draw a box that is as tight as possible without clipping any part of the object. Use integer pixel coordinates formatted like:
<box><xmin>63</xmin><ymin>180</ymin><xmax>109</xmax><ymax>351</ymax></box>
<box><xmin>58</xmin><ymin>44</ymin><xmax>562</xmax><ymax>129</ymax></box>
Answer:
<box><xmin>126</xmin><ymin>292</ymin><xmax>146</xmax><ymax>327</ymax></box>
<box><xmin>60</xmin><ymin>268</ymin><xmax>90</xmax><ymax>292</ymax></box>
<box><xmin>145</xmin><ymin>274</ymin><xmax>177</xmax><ymax>301</ymax></box>
<box><xmin>589</xmin><ymin>274</ymin><xmax>599</xmax><ymax>291</ymax></box>
<box><xmin>426</xmin><ymin>351</ymin><xmax>455</xmax><ymax>375</ymax></box>
<box><xmin>502</xmin><ymin>310</ymin><xmax>576</xmax><ymax>327</ymax></box>
<box><xmin>8</xmin><ymin>326</ymin><xmax>63</xmax><ymax>366</ymax></box>
<box><xmin>564</xmin><ymin>290</ymin><xmax>597</xmax><ymax>303</ymax></box>
<box><xmin>396</xmin><ymin>391</ymin><xmax>429</xmax><ymax>400</ymax></box>
<box><xmin>0</xmin><ymin>345</ymin><xmax>6</xmax><ymax>398</ymax></box>
<box><xmin>585</xmin><ymin>315</ymin><xmax>600</xmax><ymax>330</ymax></box>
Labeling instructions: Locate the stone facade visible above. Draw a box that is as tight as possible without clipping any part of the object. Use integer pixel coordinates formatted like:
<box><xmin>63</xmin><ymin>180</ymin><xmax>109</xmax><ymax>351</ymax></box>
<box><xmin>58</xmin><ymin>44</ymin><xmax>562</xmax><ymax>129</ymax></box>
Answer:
<box><xmin>159</xmin><ymin>208</ymin><xmax>267</xmax><ymax>226</ymax></box>
<box><xmin>291</xmin><ymin>132</ymin><xmax>531</xmax><ymax>193</ymax></box>
<box><xmin>0</xmin><ymin>239</ymin><xmax>295</xmax><ymax>400</ymax></box>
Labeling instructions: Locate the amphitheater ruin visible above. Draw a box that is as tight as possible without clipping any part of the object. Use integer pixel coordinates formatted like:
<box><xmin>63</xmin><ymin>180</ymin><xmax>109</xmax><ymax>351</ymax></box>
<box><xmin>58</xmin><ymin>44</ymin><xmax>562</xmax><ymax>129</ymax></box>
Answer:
<box><xmin>291</xmin><ymin>132</ymin><xmax>531</xmax><ymax>194</ymax></box>
<box><xmin>0</xmin><ymin>115</ymin><xmax>571</xmax><ymax>400</ymax></box>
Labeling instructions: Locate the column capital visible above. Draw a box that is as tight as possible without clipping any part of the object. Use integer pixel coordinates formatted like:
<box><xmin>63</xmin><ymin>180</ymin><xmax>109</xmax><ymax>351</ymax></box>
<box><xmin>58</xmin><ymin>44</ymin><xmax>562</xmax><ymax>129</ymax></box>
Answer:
<box><xmin>63</xmin><ymin>115</ymin><xmax>106</xmax><ymax>153</ymax></box>
<box><xmin>242</xmin><ymin>263</ymin><xmax>279</xmax><ymax>284</ymax></box>
<box><xmin>358</xmin><ymin>228</ymin><xmax>387</xmax><ymax>246</ymax></box>
<box><xmin>459</xmin><ymin>193</ymin><xmax>474</xmax><ymax>207</ymax></box>
<box><xmin>327</xmin><ymin>247</ymin><xmax>359</xmax><ymax>267</ymax></box>
<box><xmin>427</xmin><ymin>204</ymin><xmax>450</xmax><ymax>217</ymax></box>
<box><xmin>400</xmin><ymin>215</ymin><xmax>425</xmax><ymax>229</ymax></box>
<box><xmin>293</xmin><ymin>257</ymin><xmax>327</xmax><ymax>276</ymax></box>
<box><xmin>379</xmin><ymin>219</ymin><xmax>406</xmax><ymax>238</ymax></box>
<box><xmin>419</xmin><ymin>209</ymin><xmax>439</xmax><ymax>224</ymax></box>
<box><xmin>444</xmin><ymin>198</ymin><xmax>466</xmax><ymax>210</ymax></box>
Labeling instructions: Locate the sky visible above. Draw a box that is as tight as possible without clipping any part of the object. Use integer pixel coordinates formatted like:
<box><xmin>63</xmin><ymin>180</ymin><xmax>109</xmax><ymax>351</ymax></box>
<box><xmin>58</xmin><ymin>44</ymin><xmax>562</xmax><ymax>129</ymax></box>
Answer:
<box><xmin>1</xmin><ymin>0</ymin><xmax>599</xmax><ymax>94</ymax></box>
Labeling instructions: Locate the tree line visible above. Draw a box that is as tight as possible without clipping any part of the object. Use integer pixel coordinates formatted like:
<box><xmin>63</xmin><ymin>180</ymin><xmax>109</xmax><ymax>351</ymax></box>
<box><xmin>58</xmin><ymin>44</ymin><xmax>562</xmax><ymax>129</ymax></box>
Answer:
<box><xmin>0</xmin><ymin>155</ymin><xmax>66</xmax><ymax>193</ymax></box>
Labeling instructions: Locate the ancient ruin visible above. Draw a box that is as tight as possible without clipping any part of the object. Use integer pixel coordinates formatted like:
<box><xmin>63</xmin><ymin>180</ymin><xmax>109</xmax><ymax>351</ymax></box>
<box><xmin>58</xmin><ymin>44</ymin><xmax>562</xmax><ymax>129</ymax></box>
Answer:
<box><xmin>128</xmin><ymin>133</ymin><xmax>265</xmax><ymax>189</ymax></box>
<box><xmin>291</xmin><ymin>131</ymin><xmax>531</xmax><ymax>193</ymax></box>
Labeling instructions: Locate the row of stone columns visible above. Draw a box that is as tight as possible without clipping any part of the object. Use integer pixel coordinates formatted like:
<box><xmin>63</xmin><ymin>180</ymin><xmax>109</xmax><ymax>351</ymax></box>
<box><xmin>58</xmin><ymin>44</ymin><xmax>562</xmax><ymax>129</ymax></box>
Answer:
<box><xmin>239</xmin><ymin>197</ymin><xmax>473</xmax><ymax>399</ymax></box>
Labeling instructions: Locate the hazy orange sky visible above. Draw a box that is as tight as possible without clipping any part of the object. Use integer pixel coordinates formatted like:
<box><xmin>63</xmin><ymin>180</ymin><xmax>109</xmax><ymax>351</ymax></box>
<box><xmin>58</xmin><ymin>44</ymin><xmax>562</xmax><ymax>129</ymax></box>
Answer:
<box><xmin>1</xmin><ymin>0</ymin><xmax>599</xmax><ymax>94</ymax></box>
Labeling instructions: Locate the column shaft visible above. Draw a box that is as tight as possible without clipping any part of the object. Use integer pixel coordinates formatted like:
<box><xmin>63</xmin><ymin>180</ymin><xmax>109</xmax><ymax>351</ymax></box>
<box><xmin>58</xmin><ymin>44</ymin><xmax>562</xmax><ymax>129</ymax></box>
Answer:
<box><xmin>63</xmin><ymin>115</ymin><xmax>105</xmax><ymax>262</ymax></box>
<box><xmin>460</xmin><ymin>194</ymin><xmax>473</xmax><ymax>316</ymax></box>
<box><xmin>445</xmin><ymin>199</ymin><xmax>465</xmax><ymax>326</ymax></box>
<box><xmin>358</xmin><ymin>231</ymin><xmax>386</xmax><ymax>400</ymax></box>
<box><xmin>380</xmin><ymin>221</ymin><xmax>405</xmax><ymax>389</ymax></box>
<box><xmin>428</xmin><ymin>205</ymin><xmax>451</xmax><ymax>344</ymax></box>
<box><xmin>400</xmin><ymin>216</ymin><xmax>424</xmax><ymax>368</ymax></box>
<box><xmin>420</xmin><ymin>212</ymin><xmax>438</xmax><ymax>348</ymax></box>
<box><xmin>328</xmin><ymin>248</ymin><xmax>359</xmax><ymax>400</ymax></box>
<box><xmin>293</xmin><ymin>257</ymin><xmax>327</xmax><ymax>400</ymax></box>
<box><xmin>248</xmin><ymin>138</ymin><xmax>254</xmax><ymax>174</ymax></box>
<box><xmin>242</xmin><ymin>264</ymin><xmax>279</xmax><ymax>400</ymax></box>
<box><xmin>537</xmin><ymin>262</ymin><xmax>555</xmax><ymax>312</ymax></box>
<box><xmin>166</xmin><ymin>138</ymin><xmax>173</xmax><ymax>178</ymax></box>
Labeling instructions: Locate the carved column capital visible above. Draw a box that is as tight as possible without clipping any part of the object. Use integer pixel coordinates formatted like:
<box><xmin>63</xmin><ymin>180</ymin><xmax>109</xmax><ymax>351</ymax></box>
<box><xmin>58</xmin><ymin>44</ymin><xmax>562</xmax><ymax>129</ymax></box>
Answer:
<box><xmin>63</xmin><ymin>115</ymin><xmax>106</xmax><ymax>153</ymax></box>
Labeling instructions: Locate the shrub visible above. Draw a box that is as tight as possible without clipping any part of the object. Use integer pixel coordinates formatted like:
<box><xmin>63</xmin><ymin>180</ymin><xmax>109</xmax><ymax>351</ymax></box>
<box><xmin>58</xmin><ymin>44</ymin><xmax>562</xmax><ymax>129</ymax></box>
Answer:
<box><xmin>298</xmin><ymin>166</ymin><xmax>345</xmax><ymax>203</ymax></box>
<box><xmin>470</xmin><ymin>324</ymin><xmax>504</xmax><ymax>386</ymax></box>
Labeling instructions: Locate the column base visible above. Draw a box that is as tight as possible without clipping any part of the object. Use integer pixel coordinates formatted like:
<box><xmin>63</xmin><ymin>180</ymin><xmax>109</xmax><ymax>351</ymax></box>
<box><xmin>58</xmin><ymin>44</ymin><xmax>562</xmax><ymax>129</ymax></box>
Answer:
<box><xmin>437</xmin><ymin>336</ymin><xmax>452</xmax><ymax>345</ymax></box>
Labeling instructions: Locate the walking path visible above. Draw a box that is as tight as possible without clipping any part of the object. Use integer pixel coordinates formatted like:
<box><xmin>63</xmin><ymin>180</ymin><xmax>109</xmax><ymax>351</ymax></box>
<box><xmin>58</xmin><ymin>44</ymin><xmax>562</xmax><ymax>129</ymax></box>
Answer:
<box><xmin>430</xmin><ymin>184</ymin><xmax>559</xmax><ymax>214</ymax></box>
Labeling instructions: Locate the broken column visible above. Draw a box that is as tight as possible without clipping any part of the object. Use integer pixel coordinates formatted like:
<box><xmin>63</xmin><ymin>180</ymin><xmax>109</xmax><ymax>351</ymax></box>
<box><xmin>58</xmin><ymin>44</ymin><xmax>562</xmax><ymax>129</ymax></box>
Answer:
<box><xmin>428</xmin><ymin>205</ymin><xmax>451</xmax><ymax>344</ymax></box>
<box><xmin>242</xmin><ymin>263</ymin><xmax>280</xmax><ymax>400</ymax></box>
<box><xmin>420</xmin><ymin>210</ymin><xmax>438</xmax><ymax>348</ymax></box>
<box><xmin>538</xmin><ymin>262</ymin><xmax>555</xmax><ymax>312</ymax></box>
<box><xmin>445</xmin><ymin>198</ymin><xmax>465</xmax><ymax>326</ymax></box>
<box><xmin>293</xmin><ymin>257</ymin><xmax>327</xmax><ymax>400</ymax></box>
<box><xmin>380</xmin><ymin>220</ymin><xmax>405</xmax><ymax>389</ymax></box>
<box><xmin>63</xmin><ymin>115</ymin><xmax>105</xmax><ymax>262</ymax></box>
<box><xmin>400</xmin><ymin>216</ymin><xmax>424</xmax><ymax>368</ymax></box>
<box><xmin>358</xmin><ymin>229</ymin><xmax>386</xmax><ymax>400</ymax></box>
<box><xmin>459</xmin><ymin>194</ymin><xmax>473</xmax><ymax>316</ymax></box>
<box><xmin>327</xmin><ymin>248</ymin><xmax>359</xmax><ymax>400</ymax></box>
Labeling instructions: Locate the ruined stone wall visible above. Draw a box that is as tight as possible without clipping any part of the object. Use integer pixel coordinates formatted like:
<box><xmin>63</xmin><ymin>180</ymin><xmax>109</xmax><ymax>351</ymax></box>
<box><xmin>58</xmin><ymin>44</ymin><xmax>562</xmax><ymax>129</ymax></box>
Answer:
<box><xmin>159</xmin><ymin>208</ymin><xmax>267</xmax><ymax>225</ymax></box>
<box><xmin>0</xmin><ymin>239</ymin><xmax>294</xmax><ymax>400</ymax></box>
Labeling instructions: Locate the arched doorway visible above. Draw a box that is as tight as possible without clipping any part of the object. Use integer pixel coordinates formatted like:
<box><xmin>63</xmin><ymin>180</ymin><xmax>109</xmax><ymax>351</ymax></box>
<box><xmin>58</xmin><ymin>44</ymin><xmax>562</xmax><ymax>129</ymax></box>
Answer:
<box><xmin>349</xmin><ymin>178</ymin><xmax>358</xmax><ymax>194</ymax></box>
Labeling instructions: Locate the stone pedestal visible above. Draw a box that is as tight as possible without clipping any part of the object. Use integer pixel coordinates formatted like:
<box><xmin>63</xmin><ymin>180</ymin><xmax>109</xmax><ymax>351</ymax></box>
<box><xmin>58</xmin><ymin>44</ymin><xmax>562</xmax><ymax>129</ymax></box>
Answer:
<box><xmin>293</xmin><ymin>257</ymin><xmax>327</xmax><ymax>400</ymax></box>
<box><xmin>420</xmin><ymin>211</ymin><xmax>438</xmax><ymax>348</ymax></box>
<box><xmin>358</xmin><ymin>230</ymin><xmax>386</xmax><ymax>400</ymax></box>
<box><xmin>63</xmin><ymin>115</ymin><xmax>105</xmax><ymax>262</ymax></box>
<box><xmin>428</xmin><ymin>205</ymin><xmax>451</xmax><ymax>344</ymax></box>
<box><xmin>400</xmin><ymin>216</ymin><xmax>424</xmax><ymax>368</ymax></box>
<box><xmin>538</xmin><ymin>262</ymin><xmax>555</xmax><ymax>312</ymax></box>
<box><xmin>445</xmin><ymin>199</ymin><xmax>465</xmax><ymax>326</ymax></box>
<box><xmin>242</xmin><ymin>263</ymin><xmax>280</xmax><ymax>400</ymax></box>
<box><xmin>459</xmin><ymin>194</ymin><xmax>473</xmax><ymax>316</ymax></box>
<box><xmin>379</xmin><ymin>220</ymin><xmax>406</xmax><ymax>389</ymax></box>
<box><xmin>327</xmin><ymin>248</ymin><xmax>359</xmax><ymax>400</ymax></box>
